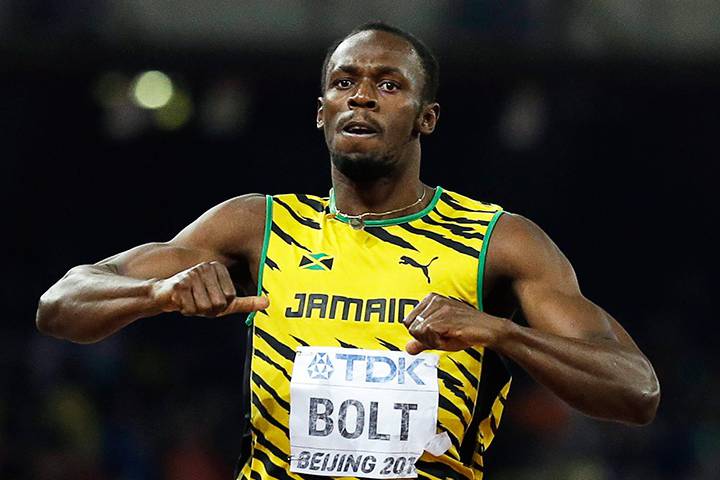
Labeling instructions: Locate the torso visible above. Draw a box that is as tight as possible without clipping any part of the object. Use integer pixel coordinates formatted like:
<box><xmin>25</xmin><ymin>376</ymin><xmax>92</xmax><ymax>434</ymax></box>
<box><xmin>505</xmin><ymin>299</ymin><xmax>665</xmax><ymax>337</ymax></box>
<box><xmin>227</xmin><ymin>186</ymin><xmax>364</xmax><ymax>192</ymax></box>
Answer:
<box><xmin>237</xmin><ymin>188</ymin><xmax>512</xmax><ymax>480</ymax></box>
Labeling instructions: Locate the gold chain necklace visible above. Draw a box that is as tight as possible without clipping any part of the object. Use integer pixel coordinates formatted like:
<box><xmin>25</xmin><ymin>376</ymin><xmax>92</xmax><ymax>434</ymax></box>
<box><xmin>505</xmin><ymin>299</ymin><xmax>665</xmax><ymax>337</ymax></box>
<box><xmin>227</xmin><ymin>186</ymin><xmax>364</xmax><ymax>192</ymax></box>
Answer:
<box><xmin>332</xmin><ymin>188</ymin><xmax>427</xmax><ymax>230</ymax></box>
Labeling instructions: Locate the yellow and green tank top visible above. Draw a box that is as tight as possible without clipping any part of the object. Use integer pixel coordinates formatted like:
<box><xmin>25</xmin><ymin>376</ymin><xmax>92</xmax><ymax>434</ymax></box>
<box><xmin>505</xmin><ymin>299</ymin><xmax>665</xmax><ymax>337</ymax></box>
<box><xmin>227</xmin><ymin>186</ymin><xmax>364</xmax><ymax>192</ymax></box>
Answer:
<box><xmin>239</xmin><ymin>187</ymin><xmax>511</xmax><ymax>480</ymax></box>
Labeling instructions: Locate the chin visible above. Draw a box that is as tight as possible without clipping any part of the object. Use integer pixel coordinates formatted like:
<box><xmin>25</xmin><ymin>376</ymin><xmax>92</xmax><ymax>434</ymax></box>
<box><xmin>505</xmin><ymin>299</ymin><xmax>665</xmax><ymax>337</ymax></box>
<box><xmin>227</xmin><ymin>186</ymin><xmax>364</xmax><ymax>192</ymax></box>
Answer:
<box><xmin>330</xmin><ymin>150</ymin><xmax>396</xmax><ymax>181</ymax></box>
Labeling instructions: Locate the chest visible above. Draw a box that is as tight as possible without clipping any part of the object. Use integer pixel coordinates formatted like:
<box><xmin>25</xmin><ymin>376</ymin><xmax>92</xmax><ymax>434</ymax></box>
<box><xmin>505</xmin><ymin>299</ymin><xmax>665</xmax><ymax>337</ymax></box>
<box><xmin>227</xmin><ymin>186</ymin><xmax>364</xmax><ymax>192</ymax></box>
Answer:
<box><xmin>263</xmin><ymin>221</ymin><xmax>480</xmax><ymax>325</ymax></box>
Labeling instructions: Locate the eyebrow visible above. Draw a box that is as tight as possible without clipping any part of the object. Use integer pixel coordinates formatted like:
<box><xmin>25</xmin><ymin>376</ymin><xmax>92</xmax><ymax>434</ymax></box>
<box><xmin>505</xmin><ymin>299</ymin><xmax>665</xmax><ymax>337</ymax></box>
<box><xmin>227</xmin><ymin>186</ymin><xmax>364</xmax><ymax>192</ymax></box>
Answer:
<box><xmin>332</xmin><ymin>64</ymin><xmax>406</xmax><ymax>78</ymax></box>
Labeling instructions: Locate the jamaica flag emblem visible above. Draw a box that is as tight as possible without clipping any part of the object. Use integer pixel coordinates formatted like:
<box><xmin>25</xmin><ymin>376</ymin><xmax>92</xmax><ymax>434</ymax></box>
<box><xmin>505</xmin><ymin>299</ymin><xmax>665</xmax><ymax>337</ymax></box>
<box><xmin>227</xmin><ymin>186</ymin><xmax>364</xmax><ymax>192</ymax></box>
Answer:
<box><xmin>299</xmin><ymin>253</ymin><xmax>334</xmax><ymax>271</ymax></box>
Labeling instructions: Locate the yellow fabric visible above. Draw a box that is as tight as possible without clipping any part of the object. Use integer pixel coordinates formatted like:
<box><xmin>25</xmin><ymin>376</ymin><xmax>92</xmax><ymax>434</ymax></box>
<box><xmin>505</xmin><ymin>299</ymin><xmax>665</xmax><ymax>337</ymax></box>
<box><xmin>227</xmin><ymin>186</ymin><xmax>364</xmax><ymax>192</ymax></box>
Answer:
<box><xmin>240</xmin><ymin>187</ymin><xmax>511</xmax><ymax>480</ymax></box>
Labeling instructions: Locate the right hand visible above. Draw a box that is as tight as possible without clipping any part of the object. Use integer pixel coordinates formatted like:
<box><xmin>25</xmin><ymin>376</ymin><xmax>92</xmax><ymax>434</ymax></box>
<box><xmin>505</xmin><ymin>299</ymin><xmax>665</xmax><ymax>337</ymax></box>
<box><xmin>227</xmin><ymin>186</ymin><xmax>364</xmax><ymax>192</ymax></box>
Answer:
<box><xmin>152</xmin><ymin>261</ymin><xmax>269</xmax><ymax>317</ymax></box>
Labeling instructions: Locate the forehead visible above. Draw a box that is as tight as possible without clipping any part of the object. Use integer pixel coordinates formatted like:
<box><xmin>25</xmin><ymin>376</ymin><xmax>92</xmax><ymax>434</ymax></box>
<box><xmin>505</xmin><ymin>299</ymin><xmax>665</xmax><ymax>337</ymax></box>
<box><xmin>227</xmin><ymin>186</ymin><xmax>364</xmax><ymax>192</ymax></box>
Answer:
<box><xmin>328</xmin><ymin>30</ymin><xmax>423</xmax><ymax>81</ymax></box>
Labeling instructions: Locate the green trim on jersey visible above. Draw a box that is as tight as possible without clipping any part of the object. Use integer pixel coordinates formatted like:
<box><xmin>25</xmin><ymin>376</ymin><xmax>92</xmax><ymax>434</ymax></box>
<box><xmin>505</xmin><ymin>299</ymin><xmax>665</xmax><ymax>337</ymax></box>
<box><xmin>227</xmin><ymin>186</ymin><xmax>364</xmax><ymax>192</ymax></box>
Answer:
<box><xmin>245</xmin><ymin>194</ymin><xmax>273</xmax><ymax>326</ymax></box>
<box><xmin>329</xmin><ymin>186</ymin><xmax>443</xmax><ymax>227</ymax></box>
<box><xmin>476</xmin><ymin>210</ymin><xmax>504</xmax><ymax>312</ymax></box>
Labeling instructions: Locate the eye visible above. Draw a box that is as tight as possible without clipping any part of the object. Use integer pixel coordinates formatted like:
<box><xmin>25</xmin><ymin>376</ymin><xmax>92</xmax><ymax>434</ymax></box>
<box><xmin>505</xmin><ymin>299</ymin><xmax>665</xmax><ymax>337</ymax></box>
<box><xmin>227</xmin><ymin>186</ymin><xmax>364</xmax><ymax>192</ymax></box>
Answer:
<box><xmin>334</xmin><ymin>79</ymin><xmax>354</xmax><ymax>89</ymax></box>
<box><xmin>379</xmin><ymin>81</ymin><xmax>400</xmax><ymax>92</ymax></box>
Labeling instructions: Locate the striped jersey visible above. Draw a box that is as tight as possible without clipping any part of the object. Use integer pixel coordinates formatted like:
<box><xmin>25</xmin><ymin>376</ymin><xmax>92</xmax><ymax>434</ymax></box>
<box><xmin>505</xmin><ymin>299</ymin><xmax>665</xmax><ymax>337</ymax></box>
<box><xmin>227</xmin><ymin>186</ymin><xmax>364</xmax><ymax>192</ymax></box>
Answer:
<box><xmin>239</xmin><ymin>187</ymin><xmax>511</xmax><ymax>480</ymax></box>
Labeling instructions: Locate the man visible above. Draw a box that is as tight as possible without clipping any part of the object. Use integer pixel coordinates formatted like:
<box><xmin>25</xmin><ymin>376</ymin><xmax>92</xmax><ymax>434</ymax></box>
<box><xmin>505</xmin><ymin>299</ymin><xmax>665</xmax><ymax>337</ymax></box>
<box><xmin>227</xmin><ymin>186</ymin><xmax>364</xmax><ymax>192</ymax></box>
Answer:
<box><xmin>37</xmin><ymin>22</ymin><xmax>659</xmax><ymax>479</ymax></box>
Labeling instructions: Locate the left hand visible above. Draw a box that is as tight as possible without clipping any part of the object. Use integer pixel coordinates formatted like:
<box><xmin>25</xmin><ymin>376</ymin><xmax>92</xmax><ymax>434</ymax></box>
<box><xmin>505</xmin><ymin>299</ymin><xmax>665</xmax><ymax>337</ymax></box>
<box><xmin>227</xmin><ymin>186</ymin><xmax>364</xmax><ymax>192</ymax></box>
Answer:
<box><xmin>402</xmin><ymin>293</ymin><xmax>508</xmax><ymax>354</ymax></box>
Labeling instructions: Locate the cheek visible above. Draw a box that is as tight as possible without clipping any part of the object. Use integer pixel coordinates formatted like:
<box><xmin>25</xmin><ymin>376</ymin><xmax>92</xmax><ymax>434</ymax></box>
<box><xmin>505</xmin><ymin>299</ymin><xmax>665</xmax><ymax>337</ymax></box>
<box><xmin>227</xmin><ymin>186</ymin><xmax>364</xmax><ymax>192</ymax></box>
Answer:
<box><xmin>389</xmin><ymin>105</ymin><xmax>421</xmax><ymax>134</ymax></box>
<box><xmin>322</xmin><ymin>101</ymin><xmax>345</xmax><ymax>128</ymax></box>
<box><xmin>323</xmin><ymin>91</ymin><xmax>345</xmax><ymax>110</ymax></box>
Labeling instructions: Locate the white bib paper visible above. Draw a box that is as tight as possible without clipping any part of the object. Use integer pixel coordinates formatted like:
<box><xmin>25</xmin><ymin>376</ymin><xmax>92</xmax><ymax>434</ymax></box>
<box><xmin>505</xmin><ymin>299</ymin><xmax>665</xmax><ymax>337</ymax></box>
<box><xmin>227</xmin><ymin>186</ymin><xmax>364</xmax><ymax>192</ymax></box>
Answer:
<box><xmin>289</xmin><ymin>346</ymin><xmax>440</xmax><ymax>479</ymax></box>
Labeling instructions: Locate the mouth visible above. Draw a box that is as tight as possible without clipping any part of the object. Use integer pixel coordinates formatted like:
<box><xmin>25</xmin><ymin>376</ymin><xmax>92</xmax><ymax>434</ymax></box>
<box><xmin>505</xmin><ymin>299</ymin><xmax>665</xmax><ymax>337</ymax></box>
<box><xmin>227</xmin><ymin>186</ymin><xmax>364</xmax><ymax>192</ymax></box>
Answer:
<box><xmin>340</xmin><ymin>120</ymin><xmax>380</xmax><ymax>138</ymax></box>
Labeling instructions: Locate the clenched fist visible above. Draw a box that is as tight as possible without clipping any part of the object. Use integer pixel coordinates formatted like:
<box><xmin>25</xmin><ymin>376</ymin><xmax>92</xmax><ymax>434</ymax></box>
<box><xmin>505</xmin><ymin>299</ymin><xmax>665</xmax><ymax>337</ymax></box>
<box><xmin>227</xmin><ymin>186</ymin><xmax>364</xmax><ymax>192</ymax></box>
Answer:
<box><xmin>152</xmin><ymin>261</ymin><xmax>268</xmax><ymax>317</ymax></box>
<box><xmin>402</xmin><ymin>293</ymin><xmax>508</xmax><ymax>354</ymax></box>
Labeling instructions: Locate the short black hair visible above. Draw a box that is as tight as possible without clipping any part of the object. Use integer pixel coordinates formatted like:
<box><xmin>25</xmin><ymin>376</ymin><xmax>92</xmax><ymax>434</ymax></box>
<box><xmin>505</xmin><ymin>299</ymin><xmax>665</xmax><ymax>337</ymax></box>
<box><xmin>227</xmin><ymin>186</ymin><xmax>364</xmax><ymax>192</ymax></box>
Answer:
<box><xmin>320</xmin><ymin>22</ymin><xmax>439</xmax><ymax>104</ymax></box>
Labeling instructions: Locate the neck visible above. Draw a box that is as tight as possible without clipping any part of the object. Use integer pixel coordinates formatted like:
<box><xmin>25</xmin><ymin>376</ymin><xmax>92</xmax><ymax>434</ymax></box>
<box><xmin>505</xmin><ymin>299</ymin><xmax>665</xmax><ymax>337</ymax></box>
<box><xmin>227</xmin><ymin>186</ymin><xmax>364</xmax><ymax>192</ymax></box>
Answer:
<box><xmin>330</xmin><ymin>147</ymin><xmax>428</xmax><ymax>219</ymax></box>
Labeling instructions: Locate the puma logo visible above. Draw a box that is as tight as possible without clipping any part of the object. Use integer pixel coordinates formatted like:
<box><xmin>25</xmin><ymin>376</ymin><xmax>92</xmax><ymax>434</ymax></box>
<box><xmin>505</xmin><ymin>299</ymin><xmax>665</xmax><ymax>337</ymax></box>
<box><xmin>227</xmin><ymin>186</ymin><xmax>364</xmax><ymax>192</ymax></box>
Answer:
<box><xmin>399</xmin><ymin>255</ymin><xmax>439</xmax><ymax>283</ymax></box>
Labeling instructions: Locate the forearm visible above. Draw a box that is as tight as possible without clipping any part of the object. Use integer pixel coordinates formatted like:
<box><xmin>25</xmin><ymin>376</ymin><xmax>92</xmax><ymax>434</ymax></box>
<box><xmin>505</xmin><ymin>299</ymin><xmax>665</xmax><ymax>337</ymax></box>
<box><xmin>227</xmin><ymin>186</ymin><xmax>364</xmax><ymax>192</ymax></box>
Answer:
<box><xmin>490</xmin><ymin>320</ymin><xmax>660</xmax><ymax>425</ymax></box>
<box><xmin>36</xmin><ymin>265</ymin><xmax>163</xmax><ymax>344</ymax></box>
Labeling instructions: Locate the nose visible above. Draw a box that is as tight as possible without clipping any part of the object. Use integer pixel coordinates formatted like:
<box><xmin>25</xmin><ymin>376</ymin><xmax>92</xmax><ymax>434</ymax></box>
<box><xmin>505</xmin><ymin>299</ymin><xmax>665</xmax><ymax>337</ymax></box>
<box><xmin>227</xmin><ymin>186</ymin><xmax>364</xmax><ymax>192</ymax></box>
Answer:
<box><xmin>347</xmin><ymin>80</ymin><xmax>378</xmax><ymax>111</ymax></box>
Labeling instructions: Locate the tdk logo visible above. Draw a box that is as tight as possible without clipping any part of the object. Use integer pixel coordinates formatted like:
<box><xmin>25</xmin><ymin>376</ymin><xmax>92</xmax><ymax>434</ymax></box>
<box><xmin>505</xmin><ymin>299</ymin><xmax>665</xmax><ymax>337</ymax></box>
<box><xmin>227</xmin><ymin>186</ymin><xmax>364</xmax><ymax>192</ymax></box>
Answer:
<box><xmin>335</xmin><ymin>353</ymin><xmax>425</xmax><ymax>385</ymax></box>
<box><xmin>307</xmin><ymin>352</ymin><xmax>335</xmax><ymax>379</ymax></box>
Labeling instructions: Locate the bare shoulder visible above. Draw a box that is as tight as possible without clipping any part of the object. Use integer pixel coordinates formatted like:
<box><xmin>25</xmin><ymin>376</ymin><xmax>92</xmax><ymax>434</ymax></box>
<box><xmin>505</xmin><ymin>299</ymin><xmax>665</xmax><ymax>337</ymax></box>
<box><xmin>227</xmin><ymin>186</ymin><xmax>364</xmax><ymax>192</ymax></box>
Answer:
<box><xmin>170</xmin><ymin>193</ymin><xmax>268</xmax><ymax>262</ymax></box>
<box><xmin>205</xmin><ymin>193</ymin><xmax>268</xmax><ymax>228</ymax></box>
<box><xmin>92</xmin><ymin>194</ymin><xmax>267</xmax><ymax>281</ymax></box>
<box><xmin>486</xmin><ymin>212</ymin><xmax>576</xmax><ymax>286</ymax></box>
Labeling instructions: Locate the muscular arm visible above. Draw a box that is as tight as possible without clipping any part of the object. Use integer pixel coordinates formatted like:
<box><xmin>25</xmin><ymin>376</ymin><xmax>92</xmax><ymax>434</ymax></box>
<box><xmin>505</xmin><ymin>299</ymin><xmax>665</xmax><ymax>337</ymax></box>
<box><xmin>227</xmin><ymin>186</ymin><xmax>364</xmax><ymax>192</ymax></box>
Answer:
<box><xmin>36</xmin><ymin>194</ymin><xmax>268</xmax><ymax>344</ymax></box>
<box><xmin>404</xmin><ymin>213</ymin><xmax>660</xmax><ymax>425</ymax></box>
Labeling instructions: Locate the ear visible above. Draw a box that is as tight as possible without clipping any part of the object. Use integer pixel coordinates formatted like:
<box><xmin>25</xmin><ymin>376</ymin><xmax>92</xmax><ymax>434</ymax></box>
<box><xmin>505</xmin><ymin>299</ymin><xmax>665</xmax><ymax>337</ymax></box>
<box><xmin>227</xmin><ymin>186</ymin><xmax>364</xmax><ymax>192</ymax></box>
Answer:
<box><xmin>316</xmin><ymin>97</ymin><xmax>324</xmax><ymax>129</ymax></box>
<box><xmin>416</xmin><ymin>102</ymin><xmax>440</xmax><ymax>135</ymax></box>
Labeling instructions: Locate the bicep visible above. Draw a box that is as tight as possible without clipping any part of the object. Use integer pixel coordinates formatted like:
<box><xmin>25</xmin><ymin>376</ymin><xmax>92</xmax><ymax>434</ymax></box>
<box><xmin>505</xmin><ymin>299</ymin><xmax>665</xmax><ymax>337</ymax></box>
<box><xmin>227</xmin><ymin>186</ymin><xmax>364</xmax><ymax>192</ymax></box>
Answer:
<box><xmin>97</xmin><ymin>242</ymin><xmax>220</xmax><ymax>279</ymax></box>
<box><xmin>517</xmin><ymin>260</ymin><xmax>645</xmax><ymax>350</ymax></box>
<box><xmin>96</xmin><ymin>193</ymin><xmax>266</xmax><ymax>280</ymax></box>
<box><xmin>490</xmin><ymin>213</ymin><xmax>617</xmax><ymax>341</ymax></box>
<box><xmin>518</xmin><ymin>283</ymin><xmax>616</xmax><ymax>341</ymax></box>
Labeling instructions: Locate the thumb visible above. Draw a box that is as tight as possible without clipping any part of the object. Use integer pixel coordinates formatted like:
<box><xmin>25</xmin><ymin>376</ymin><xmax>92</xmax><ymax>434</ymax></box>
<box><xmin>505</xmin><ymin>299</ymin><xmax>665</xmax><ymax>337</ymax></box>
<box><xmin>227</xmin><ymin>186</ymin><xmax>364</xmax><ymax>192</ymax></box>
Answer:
<box><xmin>220</xmin><ymin>296</ymin><xmax>269</xmax><ymax>316</ymax></box>
<box><xmin>405</xmin><ymin>339</ymin><xmax>428</xmax><ymax>355</ymax></box>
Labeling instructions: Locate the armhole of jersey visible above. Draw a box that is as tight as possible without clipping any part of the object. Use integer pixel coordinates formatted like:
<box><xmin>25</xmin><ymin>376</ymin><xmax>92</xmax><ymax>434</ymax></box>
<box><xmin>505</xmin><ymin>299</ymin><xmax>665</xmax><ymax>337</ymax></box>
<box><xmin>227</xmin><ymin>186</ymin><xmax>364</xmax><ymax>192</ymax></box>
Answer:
<box><xmin>476</xmin><ymin>210</ymin><xmax>504</xmax><ymax>312</ymax></box>
<box><xmin>245</xmin><ymin>194</ymin><xmax>273</xmax><ymax>326</ymax></box>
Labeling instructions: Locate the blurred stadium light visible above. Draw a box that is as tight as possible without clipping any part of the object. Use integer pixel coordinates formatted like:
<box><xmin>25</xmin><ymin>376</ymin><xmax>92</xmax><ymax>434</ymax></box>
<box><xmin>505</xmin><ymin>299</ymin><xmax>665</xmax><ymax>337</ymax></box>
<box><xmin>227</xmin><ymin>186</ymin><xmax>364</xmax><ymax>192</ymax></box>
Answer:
<box><xmin>131</xmin><ymin>71</ymin><xmax>174</xmax><ymax>110</ymax></box>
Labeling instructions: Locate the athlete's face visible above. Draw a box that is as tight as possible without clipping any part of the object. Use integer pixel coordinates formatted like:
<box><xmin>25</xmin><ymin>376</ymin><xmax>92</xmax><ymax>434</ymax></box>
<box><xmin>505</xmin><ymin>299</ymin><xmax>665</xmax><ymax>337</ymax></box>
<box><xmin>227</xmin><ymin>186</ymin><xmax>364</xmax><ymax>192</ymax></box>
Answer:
<box><xmin>317</xmin><ymin>31</ymin><xmax>438</xmax><ymax>180</ymax></box>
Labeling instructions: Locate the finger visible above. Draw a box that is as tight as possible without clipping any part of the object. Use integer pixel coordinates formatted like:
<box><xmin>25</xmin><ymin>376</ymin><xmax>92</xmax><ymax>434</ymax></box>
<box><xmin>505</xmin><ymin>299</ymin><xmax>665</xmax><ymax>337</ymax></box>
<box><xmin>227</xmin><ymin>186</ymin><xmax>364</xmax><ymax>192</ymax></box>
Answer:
<box><xmin>402</xmin><ymin>294</ymin><xmax>436</xmax><ymax>327</ymax></box>
<box><xmin>173</xmin><ymin>286</ymin><xmax>198</xmax><ymax>315</ymax></box>
<box><xmin>190</xmin><ymin>272</ymin><xmax>213</xmax><ymax>313</ymax></box>
<box><xmin>219</xmin><ymin>296</ymin><xmax>270</xmax><ymax>316</ymax></box>
<box><xmin>405</xmin><ymin>339</ymin><xmax>429</xmax><ymax>355</ymax></box>
<box><xmin>411</xmin><ymin>310</ymin><xmax>452</xmax><ymax>350</ymax></box>
<box><xmin>406</xmin><ymin>294</ymin><xmax>442</xmax><ymax>329</ymax></box>
<box><xmin>212</xmin><ymin>262</ymin><xmax>237</xmax><ymax>299</ymax></box>
<box><xmin>409</xmin><ymin>316</ymin><xmax>436</xmax><ymax>346</ymax></box>
<box><xmin>200</xmin><ymin>266</ymin><xmax>228</xmax><ymax>312</ymax></box>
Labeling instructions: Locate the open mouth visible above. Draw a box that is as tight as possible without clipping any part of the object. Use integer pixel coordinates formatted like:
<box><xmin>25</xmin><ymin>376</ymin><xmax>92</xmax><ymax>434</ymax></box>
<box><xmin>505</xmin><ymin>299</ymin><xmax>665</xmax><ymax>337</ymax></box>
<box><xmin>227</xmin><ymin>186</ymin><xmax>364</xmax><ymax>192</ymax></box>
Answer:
<box><xmin>341</xmin><ymin>121</ymin><xmax>379</xmax><ymax>137</ymax></box>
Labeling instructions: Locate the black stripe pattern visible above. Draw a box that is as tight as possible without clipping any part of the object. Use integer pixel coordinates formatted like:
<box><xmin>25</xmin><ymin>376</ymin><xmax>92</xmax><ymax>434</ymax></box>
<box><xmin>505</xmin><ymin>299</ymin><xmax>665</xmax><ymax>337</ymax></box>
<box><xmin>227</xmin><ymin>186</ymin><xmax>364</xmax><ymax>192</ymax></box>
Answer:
<box><xmin>450</xmin><ymin>357</ymin><xmax>480</xmax><ymax>388</ymax></box>
<box><xmin>251</xmin><ymin>372</ymin><xmax>290</xmax><ymax>412</ymax></box>
<box><xmin>438</xmin><ymin>369</ymin><xmax>475</xmax><ymax>413</ymax></box>
<box><xmin>289</xmin><ymin>335</ymin><xmax>309</xmax><ymax>347</ymax></box>
<box><xmin>376</xmin><ymin>338</ymin><xmax>401</xmax><ymax>351</ymax></box>
<box><xmin>255</xmin><ymin>326</ymin><xmax>296</xmax><ymax>362</ymax></box>
<box><xmin>251</xmin><ymin>392</ymin><xmax>289</xmax><ymax>436</ymax></box>
<box><xmin>274</xmin><ymin>197</ymin><xmax>321</xmax><ymax>230</ymax></box>
<box><xmin>440</xmin><ymin>192</ymin><xmax>494</xmax><ymax>213</ymax></box>
<box><xmin>458</xmin><ymin>349</ymin><xmax>511</xmax><ymax>465</ymax></box>
<box><xmin>416</xmin><ymin>460</ymin><xmax>468</xmax><ymax>480</ymax></box>
<box><xmin>294</xmin><ymin>193</ymin><xmax>325</xmax><ymax>212</ymax></box>
<box><xmin>365</xmin><ymin>226</ymin><xmax>419</xmax><ymax>251</ymax></box>
<box><xmin>265</xmin><ymin>256</ymin><xmax>280</xmax><ymax>271</ymax></box>
<box><xmin>438</xmin><ymin>393</ymin><xmax>468</xmax><ymax>430</ymax></box>
<box><xmin>253</xmin><ymin>349</ymin><xmax>291</xmax><ymax>382</ymax></box>
<box><xmin>432</xmin><ymin>207</ymin><xmax>492</xmax><ymax>226</ymax></box>
<box><xmin>271</xmin><ymin>222</ymin><xmax>312</xmax><ymax>252</ymax></box>
<box><xmin>336</xmin><ymin>338</ymin><xmax>358</xmax><ymax>348</ymax></box>
<box><xmin>399</xmin><ymin>223</ymin><xmax>480</xmax><ymax>259</ymax></box>
<box><xmin>420</xmin><ymin>216</ymin><xmax>485</xmax><ymax>240</ymax></box>
<box><xmin>251</xmin><ymin>432</ymin><xmax>293</xmax><ymax>480</ymax></box>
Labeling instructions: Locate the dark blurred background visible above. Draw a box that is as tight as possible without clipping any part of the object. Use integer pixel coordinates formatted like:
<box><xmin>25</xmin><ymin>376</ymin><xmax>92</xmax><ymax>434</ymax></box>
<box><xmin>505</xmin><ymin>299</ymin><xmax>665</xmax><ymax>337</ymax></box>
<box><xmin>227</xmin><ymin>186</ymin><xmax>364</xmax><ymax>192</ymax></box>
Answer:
<box><xmin>1</xmin><ymin>1</ymin><xmax>718</xmax><ymax>479</ymax></box>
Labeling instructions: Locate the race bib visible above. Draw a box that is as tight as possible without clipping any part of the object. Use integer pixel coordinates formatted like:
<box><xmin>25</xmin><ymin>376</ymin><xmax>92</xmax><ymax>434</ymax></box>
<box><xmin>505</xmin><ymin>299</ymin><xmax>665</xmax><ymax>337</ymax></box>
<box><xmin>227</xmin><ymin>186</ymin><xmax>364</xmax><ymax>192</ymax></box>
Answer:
<box><xmin>289</xmin><ymin>346</ymin><xmax>441</xmax><ymax>479</ymax></box>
